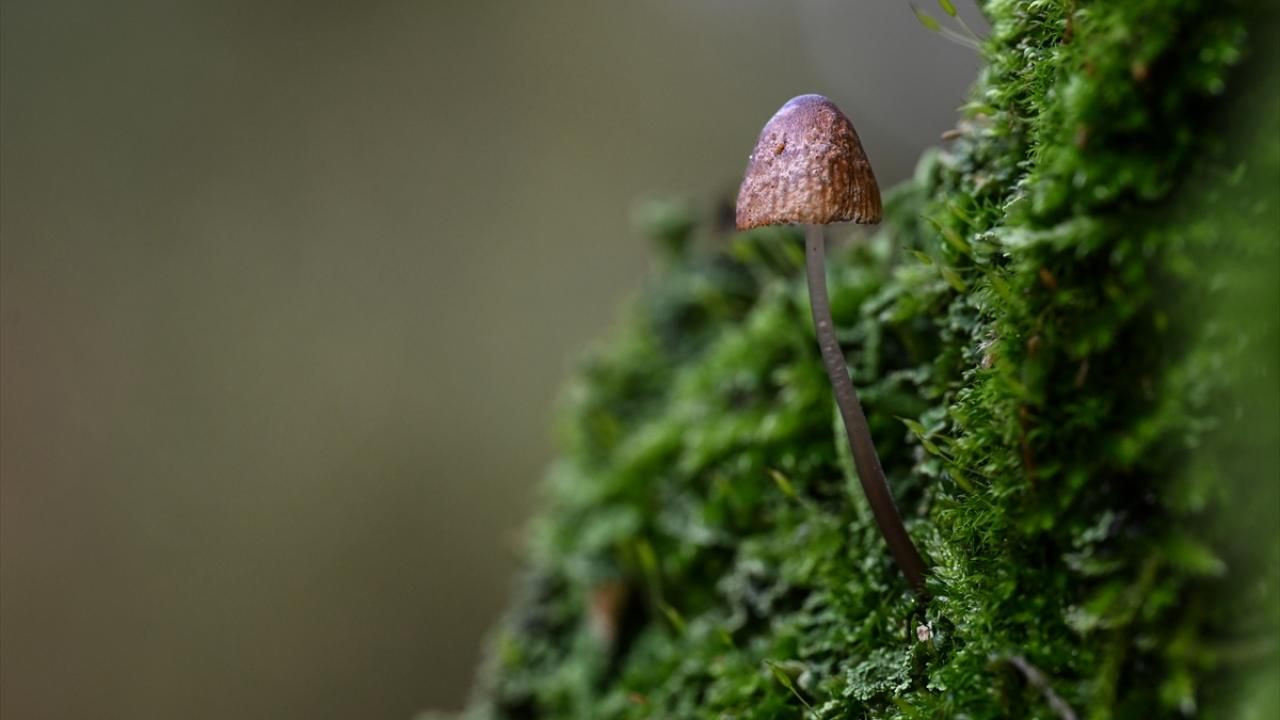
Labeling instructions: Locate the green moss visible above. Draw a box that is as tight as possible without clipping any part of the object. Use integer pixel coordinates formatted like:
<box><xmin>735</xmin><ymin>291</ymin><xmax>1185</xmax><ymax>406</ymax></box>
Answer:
<box><xmin>462</xmin><ymin>1</ymin><xmax>1280</xmax><ymax>717</ymax></box>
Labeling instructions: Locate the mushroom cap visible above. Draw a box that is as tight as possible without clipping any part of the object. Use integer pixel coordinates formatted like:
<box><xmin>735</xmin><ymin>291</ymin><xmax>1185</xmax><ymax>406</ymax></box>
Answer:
<box><xmin>735</xmin><ymin>94</ymin><xmax>882</xmax><ymax>230</ymax></box>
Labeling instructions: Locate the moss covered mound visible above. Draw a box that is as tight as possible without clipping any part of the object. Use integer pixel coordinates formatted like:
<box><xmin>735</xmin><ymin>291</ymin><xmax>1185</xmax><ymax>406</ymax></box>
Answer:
<box><xmin>462</xmin><ymin>1</ymin><xmax>1280</xmax><ymax>717</ymax></box>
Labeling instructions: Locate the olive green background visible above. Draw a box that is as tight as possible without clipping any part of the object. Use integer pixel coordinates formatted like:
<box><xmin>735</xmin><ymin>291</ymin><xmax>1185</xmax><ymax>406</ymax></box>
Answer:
<box><xmin>0</xmin><ymin>2</ymin><xmax>982</xmax><ymax>717</ymax></box>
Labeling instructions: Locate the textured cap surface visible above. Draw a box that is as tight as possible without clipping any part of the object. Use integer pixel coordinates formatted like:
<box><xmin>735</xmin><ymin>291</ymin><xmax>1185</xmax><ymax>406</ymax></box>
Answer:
<box><xmin>735</xmin><ymin>94</ymin><xmax>882</xmax><ymax>230</ymax></box>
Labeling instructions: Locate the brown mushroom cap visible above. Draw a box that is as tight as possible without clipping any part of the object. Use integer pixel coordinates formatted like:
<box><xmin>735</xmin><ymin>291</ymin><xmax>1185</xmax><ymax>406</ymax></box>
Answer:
<box><xmin>735</xmin><ymin>94</ymin><xmax>882</xmax><ymax>230</ymax></box>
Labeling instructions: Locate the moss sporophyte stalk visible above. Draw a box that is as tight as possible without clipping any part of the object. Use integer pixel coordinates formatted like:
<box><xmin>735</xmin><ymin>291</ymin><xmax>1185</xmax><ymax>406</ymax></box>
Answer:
<box><xmin>457</xmin><ymin>1</ymin><xmax>1280</xmax><ymax>718</ymax></box>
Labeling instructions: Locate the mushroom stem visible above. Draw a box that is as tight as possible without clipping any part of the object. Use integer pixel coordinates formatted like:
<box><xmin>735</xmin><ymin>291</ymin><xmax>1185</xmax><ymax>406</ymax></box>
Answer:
<box><xmin>804</xmin><ymin>225</ymin><xmax>928</xmax><ymax>595</ymax></box>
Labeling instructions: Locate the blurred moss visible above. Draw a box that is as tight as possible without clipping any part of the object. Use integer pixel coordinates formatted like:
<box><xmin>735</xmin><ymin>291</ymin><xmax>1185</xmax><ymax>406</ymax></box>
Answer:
<box><xmin>632</xmin><ymin>196</ymin><xmax>699</xmax><ymax>263</ymax></box>
<box><xmin>463</xmin><ymin>0</ymin><xmax>1280</xmax><ymax>717</ymax></box>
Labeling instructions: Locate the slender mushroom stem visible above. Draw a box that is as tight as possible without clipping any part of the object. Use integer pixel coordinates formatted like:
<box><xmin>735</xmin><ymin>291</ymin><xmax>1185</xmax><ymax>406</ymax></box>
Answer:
<box><xmin>805</xmin><ymin>225</ymin><xmax>928</xmax><ymax>596</ymax></box>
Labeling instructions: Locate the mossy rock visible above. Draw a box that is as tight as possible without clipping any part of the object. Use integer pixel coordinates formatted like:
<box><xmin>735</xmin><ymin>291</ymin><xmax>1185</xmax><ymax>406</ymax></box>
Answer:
<box><xmin>459</xmin><ymin>1</ymin><xmax>1280</xmax><ymax>717</ymax></box>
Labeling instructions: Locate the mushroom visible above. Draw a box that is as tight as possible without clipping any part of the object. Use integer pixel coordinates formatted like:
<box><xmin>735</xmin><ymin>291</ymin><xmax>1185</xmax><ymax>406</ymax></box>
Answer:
<box><xmin>736</xmin><ymin>94</ymin><xmax>928</xmax><ymax>595</ymax></box>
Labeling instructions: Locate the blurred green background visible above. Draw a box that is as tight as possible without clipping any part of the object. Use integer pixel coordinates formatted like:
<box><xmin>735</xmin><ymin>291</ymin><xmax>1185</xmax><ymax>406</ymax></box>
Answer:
<box><xmin>0</xmin><ymin>1</ymin><xmax>982</xmax><ymax>717</ymax></box>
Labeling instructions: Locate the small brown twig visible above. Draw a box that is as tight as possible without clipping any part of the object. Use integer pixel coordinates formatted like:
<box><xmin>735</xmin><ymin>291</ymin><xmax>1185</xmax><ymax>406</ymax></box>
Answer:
<box><xmin>998</xmin><ymin>654</ymin><xmax>1079</xmax><ymax>720</ymax></box>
